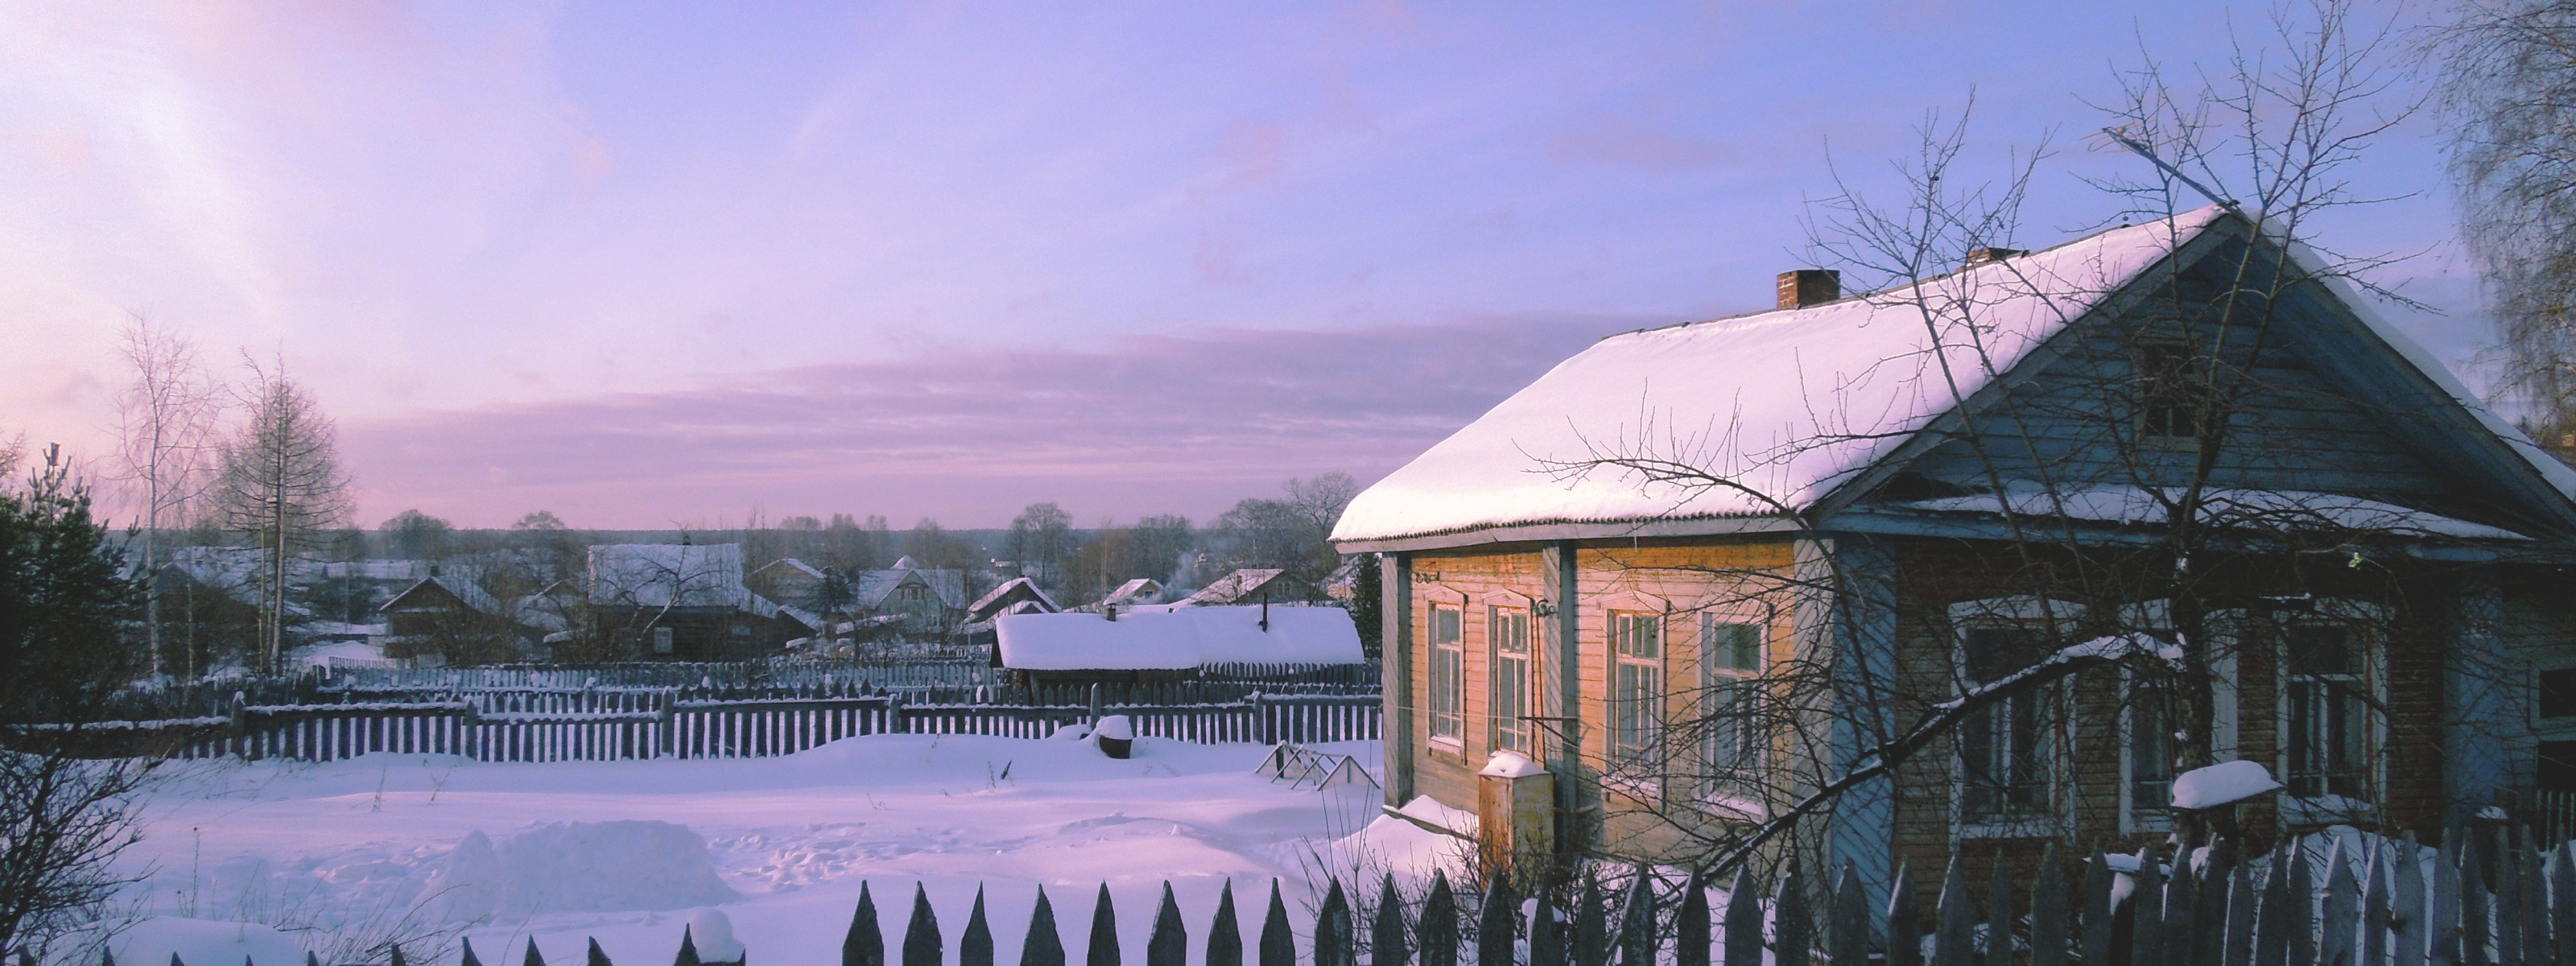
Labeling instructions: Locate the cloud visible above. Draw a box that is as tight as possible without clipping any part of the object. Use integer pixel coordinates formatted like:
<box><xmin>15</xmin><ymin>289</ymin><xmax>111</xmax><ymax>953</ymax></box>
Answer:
<box><xmin>339</xmin><ymin>313</ymin><xmax>1657</xmax><ymax>528</ymax></box>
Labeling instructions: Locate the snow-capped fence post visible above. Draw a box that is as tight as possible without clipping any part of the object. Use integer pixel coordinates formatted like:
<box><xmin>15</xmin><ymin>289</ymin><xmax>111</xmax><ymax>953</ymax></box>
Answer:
<box><xmin>1250</xmin><ymin>691</ymin><xmax>1269</xmax><ymax>745</ymax></box>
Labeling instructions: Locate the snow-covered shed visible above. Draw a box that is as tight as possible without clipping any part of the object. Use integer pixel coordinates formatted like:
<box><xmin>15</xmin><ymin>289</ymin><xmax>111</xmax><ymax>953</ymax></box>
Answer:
<box><xmin>994</xmin><ymin>605</ymin><xmax>1364</xmax><ymax>683</ymax></box>
<box><xmin>967</xmin><ymin>576</ymin><xmax>1060</xmax><ymax>625</ymax></box>
<box><xmin>1333</xmin><ymin>207</ymin><xmax>2576</xmax><ymax>882</ymax></box>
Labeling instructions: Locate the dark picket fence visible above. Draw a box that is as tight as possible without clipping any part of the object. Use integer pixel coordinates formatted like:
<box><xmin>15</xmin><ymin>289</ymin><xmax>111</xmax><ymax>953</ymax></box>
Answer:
<box><xmin>159</xmin><ymin>826</ymin><xmax>2576</xmax><ymax>966</ymax></box>
<box><xmin>147</xmin><ymin>691</ymin><xmax>1380</xmax><ymax>762</ymax></box>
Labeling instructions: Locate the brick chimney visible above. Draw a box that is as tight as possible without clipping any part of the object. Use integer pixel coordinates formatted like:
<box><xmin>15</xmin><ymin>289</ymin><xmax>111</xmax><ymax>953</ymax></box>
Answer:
<box><xmin>1777</xmin><ymin>269</ymin><xmax>1839</xmax><ymax>309</ymax></box>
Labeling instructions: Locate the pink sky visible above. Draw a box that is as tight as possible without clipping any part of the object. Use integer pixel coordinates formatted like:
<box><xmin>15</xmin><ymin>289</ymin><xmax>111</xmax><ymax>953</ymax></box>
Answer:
<box><xmin>0</xmin><ymin>1</ymin><xmax>2484</xmax><ymax>528</ymax></box>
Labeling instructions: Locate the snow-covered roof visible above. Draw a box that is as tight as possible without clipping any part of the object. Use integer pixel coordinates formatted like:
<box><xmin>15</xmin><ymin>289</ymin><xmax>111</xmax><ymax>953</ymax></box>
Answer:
<box><xmin>1183</xmin><ymin>569</ymin><xmax>1307</xmax><ymax>605</ymax></box>
<box><xmin>381</xmin><ymin>572</ymin><xmax>505</xmax><ymax>617</ymax></box>
<box><xmin>1101</xmin><ymin>578</ymin><xmax>1162</xmax><ymax>606</ymax></box>
<box><xmin>994</xmin><ymin>605</ymin><xmax>1365</xmax><ymax>671</ymax></box>
<box><xmin>968</xmin><ymin>580</ymin><xmax>1056</xmax><ymax>615</ymax></box>
<box><xmin>588</xmin><ymin>543</ymin><xmax>770</xmax><ymax>613</ymax></box>
<box><xmin>853</xmin><ymin>566</ymin><xmax>966</xmax><ymax>610</ymax></box>
<box><xmin>752</xmin><ymin>558</ymin><xmax>828</xmax><ymax>581</ymax></box>
<box><xmin>1331</xmin><ymin>206</ymin><xmax>2576</xmax><ymax>548</ymax></box>
<box><xmin>1335</xmin><ymin>212</ymin><xmax>2236</xmax><ymax>544</ymax></box>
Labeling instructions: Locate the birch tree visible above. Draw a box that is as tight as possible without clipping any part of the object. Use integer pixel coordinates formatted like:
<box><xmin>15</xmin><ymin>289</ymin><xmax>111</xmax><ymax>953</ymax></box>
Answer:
<box><xmin>109</xmin><ymin>318</ymin><xmax>222</xmax><ymax>678</ymax></box>
<box><xmin>212</xmin><ymin>361</ymin><xmax>352</xmax><ymax>672</ymax></box>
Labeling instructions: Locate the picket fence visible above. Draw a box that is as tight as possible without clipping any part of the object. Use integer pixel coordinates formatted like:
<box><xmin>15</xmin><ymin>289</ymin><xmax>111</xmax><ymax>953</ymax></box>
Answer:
<box><xmin>154</xmin><ymin>691</ymin><xmax>1379</xmax><ymax>762</ymax></box>
<box><xmin>165</xmin><ymin>826</ymin><xmax>2576</xmax><ymax>966</ymax></box>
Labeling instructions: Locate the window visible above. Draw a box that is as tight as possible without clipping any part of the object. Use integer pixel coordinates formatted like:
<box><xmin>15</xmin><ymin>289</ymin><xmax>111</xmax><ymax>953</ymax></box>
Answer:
<box><xmin>2284</xmin><ymin>623</ymin><xmax>2375</xmax><ymax>801</ymax></box>
<box><xmin>2125</xmin><ymin>671</ymin><xmax>2177</xmax><ymax>816</ymax></box>
<box><xmin>651</xmin><ymin>625</ymin><xmax>675</xmax><ymax>654</ymax></box>
<box><xmin>1703</xmin><ymin>618</ymin><xmax>1765</xmax><ymax>795</ymax></box>
<box><xmin>1490</xmin><ymin>607</ymin><xmax>1533</xmax><ymax>753</ymax></box>
<box><xmin>1427</xmin><ymin>605</ymin><xmax>1464</xmax><ymax>745</ymax></box>
<box><xmin>2540</xmin><ymin>668</ymin><xmax>2576</xmax><ymax>720</ymax></box>
<box><xmin>2137</xmin><ymin>343</ymin><xmax>2202</xmax><ymax>440</ymax></box>
<box><xmin>1955</xmin><ymin>621</ymin><xmax>2063</xmax><ymax>826</ymax></box>
<box><xmin>1611</xmin><ymin>613</ymin><xmax>1662</xmax><ymax>762</ymax></box>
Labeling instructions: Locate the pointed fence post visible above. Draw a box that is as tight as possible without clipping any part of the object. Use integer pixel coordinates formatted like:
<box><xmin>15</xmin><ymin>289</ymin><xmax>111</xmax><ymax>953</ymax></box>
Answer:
<box><xmin>1575</xmin><ymin>873</ymin><xmax>1608</xmax><ymax>966</ymax></box>
<box><xmin>1318</xmin><ymin>879</ymin><xmax>1356</xmax><ymax>966</ymax></box>
<box><xmin>1644</xmin><ymin>871</ymin><xmax>1703</xmax><ymax>966</ymax></box>
<box><xmin>2165</xmin><ymin>849</ymin><xmax>2198</xmax><ymax>966</ymax></box>
<box><xmin>1025</xmin><ymin>886</ymin><xmax>1067</xmax><ymax>966</ymax></box>
<box><xmin>526</xmin><ymin>938</ymin><xmax>549</xmax><ymax>966</ymax></box>
<box><xmin>1260</xmin><ymin>881</ymin><xmax>1296</xmax><ymax>966</ymax></box>
<box><xmin>2289</xmin><ymin>843</ymin><xmax>2318</xmax><ymax>966</ymax></box>
<box><xmin>850</xmin><ymin>882</ymin><xmax>886</xmax><ymax>966</ymax></box>
<box><xmin>908</xmin><ymin>884</ymin><xmax>945</xmax><ymax>966</ymax></box>
<box><xmin>1148</xmin><ymin>882</ymin><xmax>1187</xmax><ymax>966</ymax></box>
<box><xmin>2254</xmin><ymin>847</ymin><xmax>2293</xmax><ymax>966</ymax></box>
<box><xmin>2225</xmin><ymin>864</ymin><xmax>2256</xmax><ymax>966</ymax></box>
<box><xmin>460</xmin><ymin>940</ymin><xmax>485</xmax><ymax>966</ymax></box>
<box><xmin>2198</xmin><ymin>844</ymin><xmax>2237</xmax><ymax>966</ymax></box>
<box><xmin>2397</xmin><ymin>836</ymin><xmax>2428</xmax><ymax>966</ymax></box>
<box><xmin>2436</xmin><ymin>836</ymin><xmax>2462</xmax><ymax>966</ymax></box>
<box><xmin>2550</xmin><ymin>846</ymin><xmax>2575</xmax><ymax>966</ymax></box>
<box><xmin>2132</xmin><ymin>849</ymin><xmax>2165</xmax><ymax>966</ymax></box>
<box><xmin>1776</xmin><ymin>862</ymin><xmax>1810</xmax><ymax>966</ymax></box>
<box><xmin>1209</xmin><ymin>881</ymin><xmax>1243</xmax><ymax>966</ymax></box>
<box><xmin>1984</xmin><ymin>858</ymin><xmax>2013</xmax><ymax>966</ymax></box>
<box><xmin>1891</xmin><ymin>862</ymin><xmax>1925</xmax><ymax>966</ymax></box>
<box><xmin>2516</xmin><ymin>840</ymin><xmax>2545</xmax><ymax>966</ymax></box>
<box><xmin>1418</xmin><ymin>873</ymin><xmax>1458</xmax><ymax>966</ymax></box>
<box><xmin>1377</xmin><ymin>875</ymin><xmax>1411</xmax><ymax>966</ymax></box>
<box><xmin>2079</xmin><ymin>852</ymin><xmax>2114</xmax><ymax>966</ymax></box>
<box><xmin>2365</xmin><ymin>850</ymin><xmax>2392</xmax><ymax>966</ymax></box>
<box><xmin>1831</xmin><ymin>865</ymin><xmax>1868</xmax><ymax>966</ymax></box>
<box><xmin>1616</xmin><ymin>866</ymin><xmax>1658</xmax><ymax>966</ymax></box>
<box><xmin>1936</xmin><ymin>858</ymin><xmax>1974</xmax><ymax>966</ymax></box>
<box><xmin>965</xmin><ymin>886</ymin><xmax>996</xmax><ymax>966</ymax></box>
<box><xmin>1530</xmin><ymin>888</ymin><xmax>1565</xmax><ymax>966</ymax></box>
<box><xmin>2326</xmin><ymin>843</ymin><xmax>2361</xmax><ymax>966</ymax></box>
<box><xmin>2465</xmin><ymin>836</ymin><xmax>2491</xmax><ymax>966</ymax></box>
<box><xmin>2496</xmin><ymin>832</ymin><xmax>2523</xmax><ymax>966</ymax></box>
<box><xmin>586</xmin><ymin>939</ymin><xmax>612</xmax><ymax>966</ymax></box>
<box><xmin>2029</xmin><ymin>846</ymin><xmax>2066</xmax><ymax>966</ymax></box>
<box><xmin>1090</xmin><ymin>885</ymin><xmax>1122</xmax><ymax>966</ymax></box>
<box><xmin>677</xmin><ymin>926</ymin><xmax>703</xmax><ymax>966</ymax></box>
<box><xmin>1479</xmin><ymin>877</ymin><xmax>1520</xmax><ymax>966</ymax></box>
<box><xmin>1724</xmin><ymin>868</ymin><xmax>1763</xmax><ymax>966</ymax></box>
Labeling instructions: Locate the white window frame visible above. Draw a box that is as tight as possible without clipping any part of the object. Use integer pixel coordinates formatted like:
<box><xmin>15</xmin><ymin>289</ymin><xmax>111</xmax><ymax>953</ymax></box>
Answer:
<box><xmin>1699</xmin><ymin>609</ymin><xmax>1769</xmax><ymax>817</ymax></box>
<box><xmin>1948</xmin><ymin>597</ymin><xmax>2083</xmax><ymax>839</ymax></box>
<box><xmin>1426</xmin><ymin>595</ymin><xmax>1467</xmax><ymax>750</ymax></box>
<box><xmin>2116</xmin><ymin>601</ymin><xmax>2176</xmax><ymax>834</ymax></box>
<box><xmin>1598</xmin><ymin>592</ymin><xmax>1669</xmax><ymax>802</ymax></box>
<box><xmin>2270</xmin><ymin>599</ymin><xmax>2389</xmax><ymax>824</ymax></box>
<box><xmin>1485</xmin><ymin>591</ymin><xmax>1538</xmax><ymax>755</ymax></box>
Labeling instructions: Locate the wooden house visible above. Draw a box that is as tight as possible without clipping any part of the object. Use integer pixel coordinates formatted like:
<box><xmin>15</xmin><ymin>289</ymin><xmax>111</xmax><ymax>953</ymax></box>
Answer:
<box><xmin>852</xmin><ymin>555</ymin><xmax>967</xmax><ymax>637</ymax></box>
<box><xmin>586</xmin><ymin>543</ymin><xmax>802</xmax><ymax>661</ymax></box>
<box><xmin>378</xmin><ymin>568</ymin><xmax>524</xmax><ymax>666</ymax></box>
<box><xmin>967</xmin><ymin>576</ymin><xmax>1061</xmax><ymax>625</ymax></box>
<box><xmin>1331</xmin><ymin>208</ymin><xmax>2576</xmax><ymax>896</ymax></box>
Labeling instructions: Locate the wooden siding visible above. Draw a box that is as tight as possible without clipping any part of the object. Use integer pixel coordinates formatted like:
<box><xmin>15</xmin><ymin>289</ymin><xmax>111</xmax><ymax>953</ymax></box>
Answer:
<box><xmin>1889</xmin><ymin>239</ymin><xmax>2476</xmax><ymax>517</ymax></box>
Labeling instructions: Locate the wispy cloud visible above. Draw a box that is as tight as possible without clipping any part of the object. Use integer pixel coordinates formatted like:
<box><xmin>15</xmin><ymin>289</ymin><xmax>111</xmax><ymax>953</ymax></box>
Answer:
<box><xmin>341</xmin><ymin>313</ymin><xmax>1653</xmax><ymax>527</ymax></box>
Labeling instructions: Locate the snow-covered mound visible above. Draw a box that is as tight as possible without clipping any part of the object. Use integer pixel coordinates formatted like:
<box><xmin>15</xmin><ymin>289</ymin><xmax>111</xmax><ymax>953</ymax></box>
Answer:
<box><xmin>423</xmin><ymin>821</ymin><xmax>739</xmax><ymax>921</ymax></box>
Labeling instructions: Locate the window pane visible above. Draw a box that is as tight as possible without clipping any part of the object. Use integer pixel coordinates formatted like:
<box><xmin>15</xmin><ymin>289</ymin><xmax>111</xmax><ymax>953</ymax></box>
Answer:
<box><xmin>1495</xmin><ymin>651</ymin><xmax>1529</xmax><ymax>751</ymax></box>
<box><xmin>1710</xmin><ymin>621</ymin><xmax>1761</xmax><ymax>672</ymax></box>
<box><xmin>2541</xmin><ymin>669</ymin><xmax>2576</xmax><ymax>719</ymax></box>
<box><xmin>1964</xmin><ymin>626</ymin><xmax>2047</xmax><ymax>683</ymax></box>
<box><xmin>2129</xmin><ymin>684</ymin><xmax>2174</xmax><ymax>812</ymax></box>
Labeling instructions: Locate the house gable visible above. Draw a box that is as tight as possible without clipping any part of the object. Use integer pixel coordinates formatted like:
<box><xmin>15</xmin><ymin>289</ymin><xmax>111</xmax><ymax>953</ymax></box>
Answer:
<box><xmin>1825</xmin><ymin>222</ymin><xmax>2576</xmax><ymax>542</ymax></box>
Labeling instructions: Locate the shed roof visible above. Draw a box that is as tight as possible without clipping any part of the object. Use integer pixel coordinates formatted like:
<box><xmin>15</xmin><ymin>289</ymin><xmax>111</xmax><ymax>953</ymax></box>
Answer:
<box><xmin>994</xmin><ymin>605</ymin><xmax>1364</xmax><ymax>671</ymax></box>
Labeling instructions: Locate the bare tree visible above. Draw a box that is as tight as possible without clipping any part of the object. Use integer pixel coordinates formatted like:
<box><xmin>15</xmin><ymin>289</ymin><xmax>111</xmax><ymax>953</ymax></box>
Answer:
<box><xmin>110</xmin><ymin>317</ymin><xmax>223</xmax><ymax>678</ymax></box>
<box><xmin>1217</xmin><ymin>473</ymin><xmax>1359</xmax><ymax>584</ymax></box>
<box><xmin>1006</xmin><ymin>502</ymin><xmax>1075</xmax><ymax>588</ymax></box>
<box><xmin>1519</xmin><ymin>0</ymin><xmax>2454</xmax><ymax>877</ymax></box>
<box><xmin>211</xmin><ymin>359</ymin><xmax>353</xmax><ymax>672</ymax></box>
<box><xmin>2434</xmin><ymin>0</ymin><xmax>2576</xmax><ymax>456</ymax></box>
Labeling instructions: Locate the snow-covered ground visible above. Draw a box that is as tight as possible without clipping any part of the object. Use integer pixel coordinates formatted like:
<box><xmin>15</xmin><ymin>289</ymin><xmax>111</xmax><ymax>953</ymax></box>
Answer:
<box><xmin>109</xmin><ymin>735</ymin><xmax>1446</xmax><ymax>966</ymax></box>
